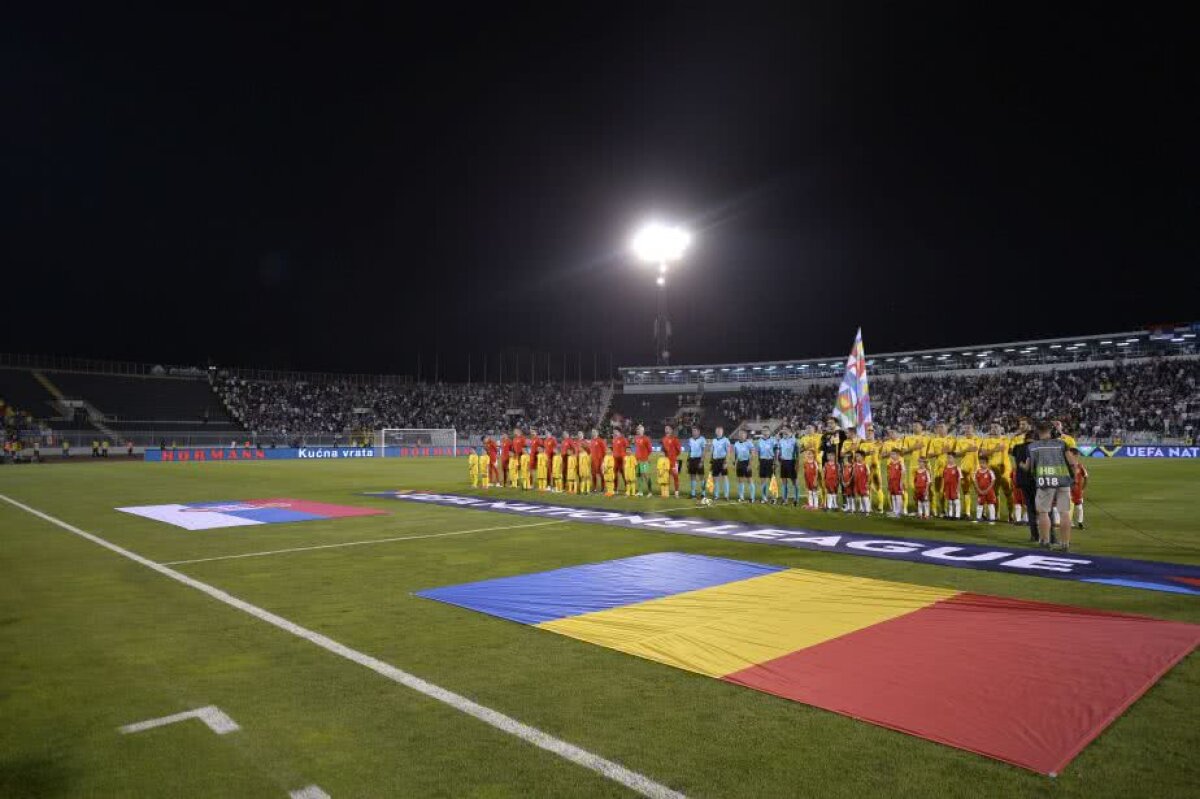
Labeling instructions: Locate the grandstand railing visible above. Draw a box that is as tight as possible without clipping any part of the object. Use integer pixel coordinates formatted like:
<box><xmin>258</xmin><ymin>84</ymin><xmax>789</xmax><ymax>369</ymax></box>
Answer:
<box><xmin>36</xmin><ymin>429</ymin><xmax>380</xmax><ymax>448</ymax></box>
<box><xmin>0</xmin><ymin>353</ymin><xmax>411</xmax><ymax>386</ymax></box>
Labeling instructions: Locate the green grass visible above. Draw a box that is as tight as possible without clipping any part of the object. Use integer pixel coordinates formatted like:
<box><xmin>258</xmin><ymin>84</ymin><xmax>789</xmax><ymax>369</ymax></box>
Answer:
<box><xmin>0</xmin><ymin>457</ymin><xmax>1196</xmax><ymax>798</ymax></box>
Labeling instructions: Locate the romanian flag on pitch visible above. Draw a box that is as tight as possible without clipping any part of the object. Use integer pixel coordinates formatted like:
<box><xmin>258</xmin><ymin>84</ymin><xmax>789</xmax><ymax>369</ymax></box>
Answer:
<box><xmin>833</xmin><ymin>327</ymin><xmax>872</xmax><ymax>437</ymax></box>
<box><xmin>418</xmin><ymin>552</ymin><xmax>1199</xmax><ymax>774</ymax></box>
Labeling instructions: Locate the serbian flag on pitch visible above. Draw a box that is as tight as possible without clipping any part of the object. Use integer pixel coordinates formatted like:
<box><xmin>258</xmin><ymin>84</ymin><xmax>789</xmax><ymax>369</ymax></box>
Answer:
<box><xmin>833</xmin><ymin>327</ymin><xmax>872</xmax><ymax>437</ymax></box>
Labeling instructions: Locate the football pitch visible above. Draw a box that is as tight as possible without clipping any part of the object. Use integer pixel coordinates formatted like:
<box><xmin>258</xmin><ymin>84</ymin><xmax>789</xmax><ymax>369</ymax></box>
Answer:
<box><xmin>1</xmin><ymin>458</ymin><xmax>1197</xmax><ymax>798</ymax></box>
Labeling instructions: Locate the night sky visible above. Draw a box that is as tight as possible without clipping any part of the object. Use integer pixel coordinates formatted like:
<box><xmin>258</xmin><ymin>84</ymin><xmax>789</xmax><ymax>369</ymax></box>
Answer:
<box><xmin>3</xmin><ymin>7</ymin><xmax>1196</xmax><ymax>380</ymax></box>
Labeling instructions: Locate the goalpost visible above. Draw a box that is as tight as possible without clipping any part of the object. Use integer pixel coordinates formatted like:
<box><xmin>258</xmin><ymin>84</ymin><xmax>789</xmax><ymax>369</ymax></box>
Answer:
<box><xmin>377</xmin><ymin>428</ymin><xmax>458</xmax><ymax>456</ymax></box>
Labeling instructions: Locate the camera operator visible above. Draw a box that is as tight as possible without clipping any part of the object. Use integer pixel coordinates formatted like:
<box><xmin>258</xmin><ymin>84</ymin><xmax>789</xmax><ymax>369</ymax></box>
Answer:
<box><xmin>1025</xmin><ymin>421</ymin><xmax>1076</xmax><ymax>550</ymax></box>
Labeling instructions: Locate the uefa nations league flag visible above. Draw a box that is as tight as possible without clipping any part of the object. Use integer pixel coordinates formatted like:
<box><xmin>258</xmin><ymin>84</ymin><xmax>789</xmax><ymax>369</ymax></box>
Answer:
<box><xmin>833</xmin><ymin>327</ymin><xmax>872</xmax><ymax>437</ymax></box>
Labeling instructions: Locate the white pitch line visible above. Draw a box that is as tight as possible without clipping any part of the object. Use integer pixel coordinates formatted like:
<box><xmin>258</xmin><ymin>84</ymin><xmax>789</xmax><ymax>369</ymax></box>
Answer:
<box><xmin>160</xmin><ymin>520</ymin><xmax>566</xmax><ymax>566</ymax></box>
<box><xmin>288</xmin><ymin>786</ymin><xmax>331</xmax><ymax>799</ymax></box>
<box><xmin>119</xmin><ymin>705</ymin><xmax>240</xmax><ymax>735</ymax></box>
<box><xmin>0</xmin><ymin>493</ymin><xmax>684</xmax><ymax>799</ymax></box>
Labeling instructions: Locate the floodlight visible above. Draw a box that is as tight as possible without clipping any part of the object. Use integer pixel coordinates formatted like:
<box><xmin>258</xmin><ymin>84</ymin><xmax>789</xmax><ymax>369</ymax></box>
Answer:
<box><xmin>630</xmin><ymin>220</ymin><xmax>691</xmax><ymax>367</ymax></box>
<box><xmin>631</xmin><ymin>222</ymin><xmax>691</xmax><ymax>264</ymax></box>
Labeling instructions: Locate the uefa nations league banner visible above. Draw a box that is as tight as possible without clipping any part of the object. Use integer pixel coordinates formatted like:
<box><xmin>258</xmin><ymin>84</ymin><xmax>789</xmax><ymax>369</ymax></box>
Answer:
<box><xmin>1078</xmin><ymin>445</ymin><xmax>1200</xmax><ymax>458</ymax></box>
<box><xmin>145</xmin><ymin>445</ymin><xmax>472</xmax><ymax>462</ymax></box>
<box><xmin>370</xmin><ymin>491</ymin><xmax>1200</xmax><ymax>596</ymax></box>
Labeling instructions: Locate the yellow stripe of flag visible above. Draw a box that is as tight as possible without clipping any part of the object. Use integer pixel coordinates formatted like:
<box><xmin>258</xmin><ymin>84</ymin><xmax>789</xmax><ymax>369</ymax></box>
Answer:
<box><xmin>538</xmin><ymin>569</ymin><xmax>958</xmax><ymax>678</ymax></box>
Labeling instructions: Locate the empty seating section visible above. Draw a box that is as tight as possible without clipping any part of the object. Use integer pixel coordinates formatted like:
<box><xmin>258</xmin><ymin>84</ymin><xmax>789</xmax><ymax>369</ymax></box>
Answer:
<box><xmin>0</xmin><ymin>370</ymin><xmax>60</xmax><ymax>421</ymax></box>
<box><xmin>45</xmin><ymin>372</ymin><xmax>233</xmax><ymax>427</ymax></box>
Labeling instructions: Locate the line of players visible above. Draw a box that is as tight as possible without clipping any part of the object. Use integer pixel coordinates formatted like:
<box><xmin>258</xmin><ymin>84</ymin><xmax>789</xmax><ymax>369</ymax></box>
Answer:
<box><xmin>465</xmin><ymin>417</ymin><xmax>1089</xmax><ymax>526</ymax></box>
<box><xmin>468</xmin><ymin>426</ymin><xmax>674</xmax><ymax>497</ymax></box>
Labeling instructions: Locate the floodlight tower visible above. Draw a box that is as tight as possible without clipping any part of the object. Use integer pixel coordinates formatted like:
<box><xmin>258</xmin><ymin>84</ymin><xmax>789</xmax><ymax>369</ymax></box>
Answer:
<box><xmin>630</xmin><ymin>222</ymin><xmax>691</xmax><ymax>365</ymax></box>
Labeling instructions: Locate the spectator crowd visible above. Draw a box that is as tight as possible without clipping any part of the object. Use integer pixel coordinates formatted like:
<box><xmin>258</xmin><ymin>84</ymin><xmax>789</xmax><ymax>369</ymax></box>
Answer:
<box><xmin>718</xmin><ymin>360</ymin><xmax>1200</xmax><ymax>439</ymax></box>
<box><xmin>215</xmin><ymin>376</ymin><xmax>606</xmax><ymax>440</ymax></box>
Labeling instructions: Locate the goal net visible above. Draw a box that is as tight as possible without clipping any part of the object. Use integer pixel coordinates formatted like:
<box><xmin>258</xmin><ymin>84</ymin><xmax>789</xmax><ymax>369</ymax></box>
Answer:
<box><xmin>378</xmin><ymin>428</ymin><xmax>458</xmax><ymax>456</ymax></box>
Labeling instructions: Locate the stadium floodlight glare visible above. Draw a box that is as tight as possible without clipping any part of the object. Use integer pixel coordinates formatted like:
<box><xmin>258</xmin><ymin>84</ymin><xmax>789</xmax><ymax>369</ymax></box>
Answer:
<box><xmin>631</xmin><ymin>222</ymin><xmax>692</xmax><ymax>264</ymax></box>
<box><xmin>631</xmin><ymin>221</ymin><xmax>691</xmax><ymax>366</ymax></box>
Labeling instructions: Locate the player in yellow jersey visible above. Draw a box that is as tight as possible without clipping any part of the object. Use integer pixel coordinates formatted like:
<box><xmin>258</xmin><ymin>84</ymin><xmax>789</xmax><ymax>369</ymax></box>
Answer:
<box><xmin>602</xmin><ymin>453</ymin><xmax>616</xmax><ymax>496</ymax></box>
<box><xmin>520</xmin><ymin>451</ymin><xmax>532</xmax><ymax>490</ymax></box>
<box><xmin>623</xmin><ymin>452</ymin><xmax>638</xmax><ymax>496</ymax></box>
<box><xmin>842</xmin><ymin>431</ymin><xmax>861</xmax><ymax>464</ymax></box>
<box><xmin>467</xmin><ymin>450</ymin><xmax>480</xmax><ymax>488</ymax></box>
<box><xmin>879</xmin><ymin>429</ymin><xmax>903</xmax><ymax>463</ymax></box>
<box><xmin>800</xmin><ymin>425</ymin><xmax>822</xmax><ymax>464</ymax></box>
<box><xmin>508</xmin><ymin>453</ymin><xmax>521</xmax><ymax>488</ymax></box>
<box><xmin>565</xmin><ymin>450</ymin><xmax>579</xmax><ymax>493</ymax></box>
<box><xmin>1053</xmin><ymin>420</ymin><xmax>1077</xmax><ymax>450</ymax></box>
<box><xmin>925</xmin><ymin>423</ymin><xmax>952</xmax><ymax>516</ymax></box>
<box><xmin>577</xmin><ymin>448</ymin><xmax>592</xmax><ymax>493</ymax></box>
<box><xmin>840</xmin><ymin>431</ymin><xmax>860</xmax><ymax>508</ymax></box>
<box><xmin>953</xmin><ymin>422</ymin><xmax>982</xmax><ymax>517</ymax></box>
<box><xmin>902</xmin><ymin>422</ymin><xmax>930</xmax><ymax>514</ymax></box>
<box><xmin>859</xmin><ymin>424</ymin><xmax>884</xmax><ymax>513</ymax></box>
<box><xmin>656</xmin><ymin>453</ymin><xmax>672</xmax><ymax>498</ymax></box>
<box><xmin>552</xmin><ymin>451</ymin><xmax>564</xmax><ymax>492</ymax></box>
<box><xmin>536</xmin><ymin>451</ymin><xmax>549</xmax><ymax>491</ymax></box>
<box><xmin>980</xmin><ymin>423</ymin><xmax>1014</xmax><ymax>521</ymax></box>
<box><xmin>799</xmin><ymin>424</ymin><xmax>824</xmax><ymax>506</ymax></box>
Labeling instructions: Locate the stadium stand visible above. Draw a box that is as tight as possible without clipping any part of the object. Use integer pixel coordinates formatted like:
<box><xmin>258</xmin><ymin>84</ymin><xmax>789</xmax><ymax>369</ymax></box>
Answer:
<box><xmin>49</xmin><ymin>372</ymin><xmax>234</xmax><ymax>430</ymax></box>
<box><xmin>708</xmin><ymin>361</ymin><xmax>1200</xmax><ymax>439</ymax></box>
<box><xmin>0</xmin><ymin>369</ymin><xmax>59</xmax><ymax>423</ymax></box>
<box><xmin>621</xmin><ymin>328</ymin><xmax>1198</xmax><ymax>388</ymax></box>
<box><xmin>214</xmin><ymin>375</ymin><xmax>607</xmax><ymax>440</ymax></box>
<box><xmin>3</xmin><ymin>327</ymin><xmax>1197</xmax><ymax>457</ymax></box>
<box><xmin>616</xmin><ymin>329</ymin><xmax>1200</xmax><ymax>441</ymax></box>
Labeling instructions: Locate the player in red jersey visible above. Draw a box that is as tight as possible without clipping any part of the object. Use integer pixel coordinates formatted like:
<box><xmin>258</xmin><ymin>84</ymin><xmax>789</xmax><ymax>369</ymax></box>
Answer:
<box><xmin>528</xmin><ymin>428</ymin><xmax>542</xmax><ymax>473</ymax></box>
<box><xmin>559</xmin><ymin>430</ymin><xmax>574</xmax><ymax>460</ymax></box>
<box><xmin>543</xmin><ymin>431</ymin><xmax>557</xmax><ymax>461</ymax></box>
<box><xmin>912</xmin><ymin>457</ymin><xmax>932</xmax><ymax>518</ymax></box>
<box><xmin>1068</xmin><ymin>448</ymin><xmax>1089</xmax><ymax>529</ymax></box>
<box><xmin>484</xmin><ymin>435</ymin><xmax>499</xmax><ymax>487</ymax></box>
<box><xmin>840</xmin><ymin>455</ymin><xmax>855</xmax><ymax>512</ymax></box>
<box><xmin>633</xmin><ymin>424</ymin><xmax>653</xmax><ymax>496</ymax></box>
<box><xmin>942</xmin><ymin>453</ymin><xmax>963</xmax><ymax>519</ymax></box>
<box><xmin>589</xmin><ymin>428</ymin><xmax>606</xmax><ymax>494</ymax></box>
<box><xmin>822</xmin><ymin>453</ymin><xmax>841</xmax><ymax>510</ymax></box>
<box><xmin>499</xmin><ymin>434</ymin><xmax>513</xmax><ymax>484</ymax></box>
<box><xmin>802</xmin><ymin>450</ymin><xmax>819</xmax><ymax>508</ymax></box>
<box><xmin>886</xmin><ymin>450</ymin><xmax>906</xmax><ymax>517</ymax></box>
<box><xmin>511</xmin><ymin>428</ymin><xmax>526</xmax><ymax>464</ymax></box>
<box><xmin>660</xmin><ymin>425</ymin><xmax>682</xmax><ymax>497</ymax></box>
<box><xmin>611</xmin><ymin>428</ymin><xmax>629</xmax><ymax>492</ymax></box>
<box><xmin>973</xmin><ymin>460</ymin><xmax>998</xmax><ymax>524</ymax></box>
<box><xmin>852</xmin><ymin>453</ymin><xmax>871</xmax><ymax>514</ymax></box>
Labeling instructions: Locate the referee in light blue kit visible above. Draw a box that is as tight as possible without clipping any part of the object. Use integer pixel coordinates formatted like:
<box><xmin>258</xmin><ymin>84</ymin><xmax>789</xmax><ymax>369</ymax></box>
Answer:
<box><xmin>710</xmin><ymin>426</ymin><xmax>732</xmax><ymax>501</ymax></box>
<box><xmin>734</xmin><ymin>430</ymin><xmax>754</xmax><ymax>502</ymax></box>
<box><xmin>686</xmin><ymin>426</ymin><xmax>707</xmax><ymax>499</ymax></box>
<box><xmin>755</xmin><ymin>429</ymin><xmax>778</xmax><ymax>503</ymax></box>
<box><xmin>777</xmin><ymin>426</ymin><xmax>799</xmax><ymax>505</ymax></box>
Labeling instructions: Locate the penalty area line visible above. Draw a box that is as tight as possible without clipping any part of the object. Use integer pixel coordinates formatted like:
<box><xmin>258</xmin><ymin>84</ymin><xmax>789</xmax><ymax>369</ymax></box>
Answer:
<box><xmin>0</xmin><ymin>493</ymin><xmax>685</xmax><ymax>799</ymax></box>
<box><xmin>160</xmin><ymin>519</ymin><xmax>567</xmax><ymax>566</ymax></box>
